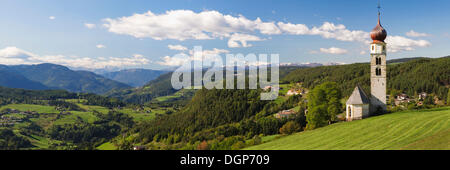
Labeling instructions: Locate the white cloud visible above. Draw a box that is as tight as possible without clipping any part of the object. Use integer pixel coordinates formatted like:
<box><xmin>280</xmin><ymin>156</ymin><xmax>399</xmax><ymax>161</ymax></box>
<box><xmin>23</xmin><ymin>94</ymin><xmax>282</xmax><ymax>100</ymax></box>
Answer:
<box><xmin>319</xmin><ymin>47</ymin><xmax>348</xmax><ymax>54</ymax></box>
<box><xmin>158</xmin><ymin>55</ymin><xmax>191</xmax><ymax>66</ymax></box>
<box><xmin>385</xmin><ymin>36</ymin><xmax>431</xmax><ymax>52</ymax></box>
<box><xmin>102</xmin><ymin>10</ymin><xmax>281</xmax><ymax>41</ymax></box>
<box><xmin>102</xmin><ymin>9</ymin><xmax>431</xmax><ymax>52</ymax></box>
<box><xmin>158</xmin><ymin>47</ymin><xmax>229</xmax><ymax>66</ymax></box>
<box><xmin>278</xmin><ymin>22</ymin><xmax>369</xmax><ymax>43</ymax></box>
<box><xmin>84</xmin><ymin>23</ymin><xmax>96</xmax><ymax>29</ymax></box>
<box><xmin>168</xmin><ymin>44</ymin><xmax>188</xmax><ymax>51</ymax></box>
<box><xmin>49</xmin><ymin>16</ymin><xmax>56</xmax><ymax>20</ymax></box>
<box><xmin>228</xmin><ymin>33</ymin><xmax>264</xmax><ymax>48</ymax></box>
<box><xmin>96</xmin><ymin>44</ymin><xmax>106</xmax><ymax>49</ymax></box>
<box><xmin>0</xmin><ymin>47</ymin><xmax>150</xmax><ymax>69</ymax></box>
<box><xmin>406</xmin><ymin>30</ymin><xmax>430</xmax><ymax>37</ymax></box>
<box><xmin>277</xmin><ymin>22</ymin><xmax>310</xmax><ymax>35</ymax></box>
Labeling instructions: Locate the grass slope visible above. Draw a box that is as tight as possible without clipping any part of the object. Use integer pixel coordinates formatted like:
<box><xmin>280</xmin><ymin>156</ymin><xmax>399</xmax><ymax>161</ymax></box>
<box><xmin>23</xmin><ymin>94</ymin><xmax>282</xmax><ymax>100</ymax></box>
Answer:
<box><xmin>246</xmin><ymin>107</ymin><xmax>450</xmax><ymax>150</ymax></box>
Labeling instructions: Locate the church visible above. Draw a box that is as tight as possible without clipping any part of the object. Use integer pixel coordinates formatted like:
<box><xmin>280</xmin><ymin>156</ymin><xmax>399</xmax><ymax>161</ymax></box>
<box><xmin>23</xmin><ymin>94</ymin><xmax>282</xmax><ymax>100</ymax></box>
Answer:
<box><xmin>346</xmin><ymin>8</ymin><xmax>388</xmax><ymax>121</ymax></box>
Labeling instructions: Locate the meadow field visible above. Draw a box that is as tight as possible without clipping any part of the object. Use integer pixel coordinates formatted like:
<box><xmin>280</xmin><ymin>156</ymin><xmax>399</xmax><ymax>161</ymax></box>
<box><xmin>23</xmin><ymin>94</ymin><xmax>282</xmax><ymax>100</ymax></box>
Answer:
<box><xmin>246</xmin><ymin>107</ymin><xmax>450</xmax><ymax>150</ymax></box>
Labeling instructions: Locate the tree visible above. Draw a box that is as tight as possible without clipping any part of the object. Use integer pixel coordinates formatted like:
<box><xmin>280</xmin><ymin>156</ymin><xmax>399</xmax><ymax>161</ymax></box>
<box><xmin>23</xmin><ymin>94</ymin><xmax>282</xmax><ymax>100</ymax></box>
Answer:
<box><xmin>231</xmin><ymin>141</ymin><xmax>246</xmax><ymax>150</ymax></box>
<box><xmin>424</xmin><ymin>94</ymin><xmax>434</xmax><ymax>105</ymax></box>
<box><xmin>279</xmin><ymin>121</ymin><xmax>301</xmax><ymax>135</ymax></box>
<box><xmin>306</xmin><ymin>82</ymin><xmax>342</xmax><ymax>130</ymax></box>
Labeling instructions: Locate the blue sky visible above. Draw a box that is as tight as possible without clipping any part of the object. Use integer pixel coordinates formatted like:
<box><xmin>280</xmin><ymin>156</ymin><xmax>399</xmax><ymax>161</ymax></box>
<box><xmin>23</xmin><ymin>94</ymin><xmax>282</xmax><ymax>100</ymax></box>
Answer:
<box><xmin>0</xmin><ymin>0</ymin><xmax>449</xmax><ymax>70</ymax></box>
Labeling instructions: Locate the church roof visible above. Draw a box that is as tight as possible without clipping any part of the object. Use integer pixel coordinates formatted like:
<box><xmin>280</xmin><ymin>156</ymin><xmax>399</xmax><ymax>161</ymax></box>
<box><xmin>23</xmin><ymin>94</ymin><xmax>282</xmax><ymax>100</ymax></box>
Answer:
<box><xmin>346</xmin><ymin>85</ymin><xmax>370</xmax><ymax>105</ymax></box>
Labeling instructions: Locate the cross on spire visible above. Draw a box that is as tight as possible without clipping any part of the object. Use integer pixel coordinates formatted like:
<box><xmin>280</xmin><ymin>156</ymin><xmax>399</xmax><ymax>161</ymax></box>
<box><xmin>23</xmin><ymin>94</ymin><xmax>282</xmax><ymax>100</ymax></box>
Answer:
<box><xmin>377</xmin><ymin>0</ymin><xmax>381</xmax><ymax>24</ymax></box>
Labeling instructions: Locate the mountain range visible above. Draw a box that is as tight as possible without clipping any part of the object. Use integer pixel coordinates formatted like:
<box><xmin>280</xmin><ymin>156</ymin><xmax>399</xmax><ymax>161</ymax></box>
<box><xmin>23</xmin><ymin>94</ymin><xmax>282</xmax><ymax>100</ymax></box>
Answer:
<box><xmin>0</xmin><ymin>63</ymin><xmax>130</xmax><ymax>94</ymax></box>
<box><xmin>102</xmin><ymin>69</ymin><xmax>166</xmax><ymax>87</ymax></box>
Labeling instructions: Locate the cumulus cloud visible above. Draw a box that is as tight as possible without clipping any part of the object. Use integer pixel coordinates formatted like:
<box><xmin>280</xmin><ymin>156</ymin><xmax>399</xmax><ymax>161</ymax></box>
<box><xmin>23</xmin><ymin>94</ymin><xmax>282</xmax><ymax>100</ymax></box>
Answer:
<box><xmin>168</xmin><ymin>44</ymin><xmax>188</xmax><ymax>51</ymax></box>
<box><xmin>84</xmin><ymin>23</ymin><xmax>96</xmax><ymax>29</ymax></box>
<box><xmin>385</xmin><ymin>36</ymin><xmax>431</xmax><ymax>53</ymax></box>
<box><xmin>49</xmin><ymin>16</ymin><xmax>56</xmax><ymax>20</ymax></box>
<box><xmin>278</xmin><ymin>22</ymin><xmax>369</xmax><ymax>43</ymax></box>
<box><xmin>102</xmin><ymin>10</ymin><xmax>279</xmax><ymax>44</ymax></box>
<box><xmin>406</xmin><ymin>30</ymin><xmax>430</xmax><ymax>37</ymax></box>
<box><xmin>0</xmin><ymin>47</ymin><xmax>150</xmax><ymax>69</ymax></box>
<box><xmin>158</xmin><ymin>55</ymin><xmax>190</xmax><ymax>66</ymax></box>
<box><xmin>103</xmin><ymin>9</ymin><xmax>431</xmax><ymax>52</ymax></box>
<box><xmin>96</xmin><ymin>44</ymin><xmax>106</xmax><ymax>49</ymax></box>
<box><xmin>228</xmin><ymin>33</ymin><xmax>265</xmax><ymax>48</ymax></box>
<box><xmin>158</xmin><ymin>47</ymin><xmax>229</xmax><ymax>66</ymax></box>
<box><xmin>319</xmin><ymin>47</ymin><xmax>349</xmax><ymax>54</ymax></box>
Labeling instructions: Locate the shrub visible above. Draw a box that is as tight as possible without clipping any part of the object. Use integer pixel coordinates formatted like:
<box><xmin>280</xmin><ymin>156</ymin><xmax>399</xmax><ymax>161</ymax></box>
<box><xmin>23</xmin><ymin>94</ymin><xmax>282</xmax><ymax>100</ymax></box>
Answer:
<box><xmin>279</xmin><ymin>121</ymin><xmax>301</xmax><ymax>135</ymax></box>
<box><xmin>231</xmin><ymin>141</ymin><xmax>246</xmax><ymax>150</ymax></box>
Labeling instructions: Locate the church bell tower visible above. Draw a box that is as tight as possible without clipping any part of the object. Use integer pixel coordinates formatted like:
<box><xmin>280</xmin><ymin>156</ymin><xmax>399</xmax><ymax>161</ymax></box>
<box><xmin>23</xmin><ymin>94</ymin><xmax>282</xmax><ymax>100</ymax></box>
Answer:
<box><xmin>370</xmin><ymin>3</ymin><xmax>388</xmax><ymax>113</ymax></box>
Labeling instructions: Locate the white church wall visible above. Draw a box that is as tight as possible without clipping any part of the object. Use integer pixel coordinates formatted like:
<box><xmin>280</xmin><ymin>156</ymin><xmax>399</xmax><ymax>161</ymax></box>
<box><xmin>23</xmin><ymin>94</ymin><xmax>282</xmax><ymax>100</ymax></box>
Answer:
<box><xmin>347</xmin><ymin>104</ymin><xmax>369</xmax><ymax>121</ymax></box>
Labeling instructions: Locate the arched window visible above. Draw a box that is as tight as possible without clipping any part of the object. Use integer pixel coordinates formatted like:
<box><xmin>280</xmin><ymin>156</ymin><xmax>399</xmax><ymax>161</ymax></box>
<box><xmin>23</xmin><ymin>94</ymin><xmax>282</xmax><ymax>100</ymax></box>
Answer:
<box><xmin>348</xmin><ymin>106</ymin><xmax>352</xmax><ymax>118</ymax></box>
<box><xmin>376</xmin><ymin>68</ymin><xmax>382</xmax><ymax>76</ymax></box>
<box><xmin>376</xmin><ymin>57</ymin><xmax>381</xmax><ymax>65</ymax></box>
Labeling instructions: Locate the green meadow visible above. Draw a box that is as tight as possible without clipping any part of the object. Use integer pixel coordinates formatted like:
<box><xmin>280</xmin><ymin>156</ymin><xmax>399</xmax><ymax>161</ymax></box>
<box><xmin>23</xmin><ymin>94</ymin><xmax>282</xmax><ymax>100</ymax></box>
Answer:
<box><xmin>246</xmin><ymin>107</ymin><xmax>450</xmax><ymax>150</ymax></box>
<box><xmin>0</xmin><ymin>102</ymin><xmax>165</xmax><ymax>149</ymax></box>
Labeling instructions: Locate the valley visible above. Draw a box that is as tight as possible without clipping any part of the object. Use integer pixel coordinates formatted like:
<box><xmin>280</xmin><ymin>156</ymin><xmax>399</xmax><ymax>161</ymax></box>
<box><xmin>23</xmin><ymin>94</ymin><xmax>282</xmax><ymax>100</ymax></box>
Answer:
<box><xmin>0</xmin><ymin>56</ymin><xmax>449</xmax><ymax>150</ymax></box>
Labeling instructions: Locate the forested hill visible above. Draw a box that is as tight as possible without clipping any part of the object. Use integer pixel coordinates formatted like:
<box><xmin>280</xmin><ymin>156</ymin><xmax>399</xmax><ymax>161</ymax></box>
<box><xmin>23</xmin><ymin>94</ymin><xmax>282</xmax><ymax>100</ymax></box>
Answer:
<box><xmin>282</xmin><ymin>56</ymin><xmax>450</xmax><ymax>100</ymax></box>
<box><xmin>1</xmin><ymin>63</ymin><xmax>130</xmax><ymax>94</ymax></box>
<box><xmin>0</xmin><ymin>86</ymin><xmax>125</xmax><ymax>108</ymax></box>
<box><xmin>134</xmin><ymin>88</ymin><xmax>272</xmax><ymax>148</ymax></box>
<box><xmin>0</xmin><ymin>69</ymin><xmax>49</xmax><ymax>90</ymax></box>
<box><xmin>106</xmin><ymin>72</ymin><xmax>177</xmax><ymax>104</ymax></box>
<box><xmin>107</xmin><ymin>66</ymin><xmax>306</xmax><ymax>104</ymax></box>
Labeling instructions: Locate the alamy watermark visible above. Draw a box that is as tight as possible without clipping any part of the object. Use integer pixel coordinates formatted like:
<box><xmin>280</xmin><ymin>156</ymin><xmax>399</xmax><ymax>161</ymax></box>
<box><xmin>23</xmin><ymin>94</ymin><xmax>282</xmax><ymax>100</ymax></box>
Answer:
<box><xmin>171</xmin><ymin>46</ymin><xmax>279</xmax><ymax>100</ymax></box>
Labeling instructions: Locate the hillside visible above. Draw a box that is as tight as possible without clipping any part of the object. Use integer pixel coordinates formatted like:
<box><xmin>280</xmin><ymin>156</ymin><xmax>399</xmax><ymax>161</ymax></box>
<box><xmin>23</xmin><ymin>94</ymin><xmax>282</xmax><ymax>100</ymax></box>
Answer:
<box><xmin>102</xmin><ymin>69</ymin><xmax>166</xmax><ymax>87</ymax></box>
<box><xmin>0</xmin><ymin>86</ymin><xmax>171</xmax><ymax>150</ymax></box>
<box><xmin>2</xmin><ymin>63</ymin><xmax>130</xmax><ymax>94</ymax></box>
<box><xmin>108</xmin><ymin>66</ymin><xmax>306</xmax><ymax>104</ymax></box>
<box><xmin>0</xmin><ymin>70</ymin><xmax>48</xmax><ymax>90</ymax></box>
<box><xmin>282</xmin><ymin>56</ymin><xmax>450</xmax><ymax>99</ymax></box>
<box><xmin>107</xmin><ymin>72</ymin><xmax>177</xmax><ymax>104</ymax></box>
<box><xmin>246</xmin><ymin>107</ymin><xmax>450</xmax><ymax>150</ymax></box>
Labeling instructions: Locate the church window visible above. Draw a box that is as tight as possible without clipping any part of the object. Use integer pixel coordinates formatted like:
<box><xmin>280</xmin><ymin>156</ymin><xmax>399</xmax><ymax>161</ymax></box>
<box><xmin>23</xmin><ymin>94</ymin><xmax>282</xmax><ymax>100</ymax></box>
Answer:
<box><xmin>376</xmin><ymin>68</ymin><xmax>382</xmax><ymax>76</ymax></box>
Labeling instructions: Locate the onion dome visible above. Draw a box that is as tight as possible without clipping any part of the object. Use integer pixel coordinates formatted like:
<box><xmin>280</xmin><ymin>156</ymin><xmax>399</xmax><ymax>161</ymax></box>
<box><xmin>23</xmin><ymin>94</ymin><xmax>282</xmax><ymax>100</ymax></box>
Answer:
<box><xmin>370</xmin><ymin>13</ymin><xmax>387</xmax><ymax>43</ymax></box>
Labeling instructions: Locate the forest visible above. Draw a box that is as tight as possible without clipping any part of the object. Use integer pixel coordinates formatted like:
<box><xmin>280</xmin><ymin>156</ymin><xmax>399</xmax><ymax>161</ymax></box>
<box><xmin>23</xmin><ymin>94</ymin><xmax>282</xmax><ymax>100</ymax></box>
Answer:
<box><xmin>282</xmin><ymin>56</ymin><xmax>450</xmax><ymax>100</ymax></box>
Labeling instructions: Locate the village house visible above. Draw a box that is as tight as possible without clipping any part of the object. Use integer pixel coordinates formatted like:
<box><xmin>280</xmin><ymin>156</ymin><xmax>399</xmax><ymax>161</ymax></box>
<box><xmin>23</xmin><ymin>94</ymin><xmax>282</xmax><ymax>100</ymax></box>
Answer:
<box><xmin>274</xmin><ymin>110</ymin><xmax>296</xmax><ymax>119</ymax></box>
<box><xmin>418</xmin><ymin>92</ymin><xmax>428</xmax><ymax>101</ymax></box>
<box><xmin>394</xmin><ymin>93</ymin><xmax>411</xmax><ymax>106</ymax></box>
<box><xmin>286</xmin><ymin>89</ymin><xmax>301</xmax><ymax>96</ymax></box>
<box><xmin>263</xmin><ymin>86</ymin><xmax>281</xmax><ymax>91</ymax></box>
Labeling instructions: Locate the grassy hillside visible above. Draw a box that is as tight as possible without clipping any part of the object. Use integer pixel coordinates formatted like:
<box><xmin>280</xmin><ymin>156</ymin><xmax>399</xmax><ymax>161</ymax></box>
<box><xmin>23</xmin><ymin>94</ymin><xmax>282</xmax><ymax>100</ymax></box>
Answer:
<box><xmin>246</xmin><ymin>107</ymin><xmax>450</xmax><ymax>150</ymax></box>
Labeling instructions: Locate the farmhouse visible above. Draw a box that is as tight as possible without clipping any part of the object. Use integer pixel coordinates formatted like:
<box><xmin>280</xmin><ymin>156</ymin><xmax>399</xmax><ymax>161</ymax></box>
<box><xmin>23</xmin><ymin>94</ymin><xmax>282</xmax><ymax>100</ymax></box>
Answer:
<box><xmin>274</xmin><ymin>110</ymin><xmax>296</xmax><ymax>119</ymax></box>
